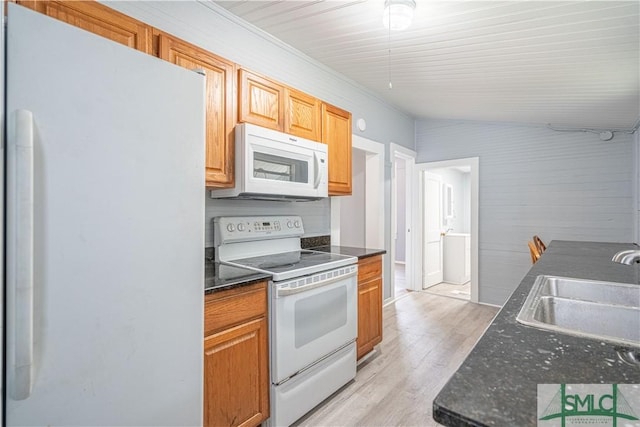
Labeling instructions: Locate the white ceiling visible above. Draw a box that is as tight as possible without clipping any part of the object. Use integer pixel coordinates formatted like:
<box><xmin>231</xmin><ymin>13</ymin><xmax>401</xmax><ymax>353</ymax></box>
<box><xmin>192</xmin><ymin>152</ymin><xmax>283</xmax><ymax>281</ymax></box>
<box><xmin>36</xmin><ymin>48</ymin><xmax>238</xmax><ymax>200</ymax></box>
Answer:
<box><xmin>213</xmin><ymin>0</ymin><xmax>639</xmax><ymax>130</ymax></box>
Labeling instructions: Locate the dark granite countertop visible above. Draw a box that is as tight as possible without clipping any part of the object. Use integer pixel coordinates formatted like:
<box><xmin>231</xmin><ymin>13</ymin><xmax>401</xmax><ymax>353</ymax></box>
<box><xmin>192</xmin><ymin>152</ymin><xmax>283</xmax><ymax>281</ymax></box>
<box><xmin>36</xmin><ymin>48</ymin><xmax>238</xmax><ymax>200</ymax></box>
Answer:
<box><xmin>204</xmin><ymin>250</ymin><xmax>271</xmax><ymax>294</ymax></box>
<box><xmin>433</xmin><ymin>240</ymin><xmax>640</xmax><ymax>427</ymax></box>
<box><xmin>203</xmin><ymin>243</ymin><xmax>385</xmax><ymax>293</ymax></box>
<box><xmin>310</xmin><ymin>245</ymin><xmax>386</xmax><ymax>260</ymax></box>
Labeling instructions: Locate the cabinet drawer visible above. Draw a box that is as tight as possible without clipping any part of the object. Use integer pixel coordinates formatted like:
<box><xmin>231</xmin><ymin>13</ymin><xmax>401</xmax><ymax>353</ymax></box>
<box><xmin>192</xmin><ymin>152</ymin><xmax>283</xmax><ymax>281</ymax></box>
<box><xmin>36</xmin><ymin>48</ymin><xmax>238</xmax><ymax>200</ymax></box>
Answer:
<box><xmin>204</xmin><ymin>281</ymin><xmax>267</xmax><ymax>336</ymax></box>
<box><xmin>358</xmin><ymin>255</ymin><xmax>382</xmax><ymax>283</ymax></box>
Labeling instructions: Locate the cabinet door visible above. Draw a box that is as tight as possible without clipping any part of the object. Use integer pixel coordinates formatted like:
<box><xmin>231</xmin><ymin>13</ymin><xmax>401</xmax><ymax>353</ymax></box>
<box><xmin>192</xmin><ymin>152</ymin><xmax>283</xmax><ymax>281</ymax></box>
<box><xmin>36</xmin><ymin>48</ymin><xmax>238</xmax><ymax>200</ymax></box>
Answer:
<box><xmin>239</xmin><ymin>69</ymin><xmax>284</xmax><ymax>131</ymax></box>
<box><xmin>284</xmin><ymin>88</ymin><xmax>321</xmax><ymax>142</ymax></box>
<box><xmin>204</xmin><ymin>317</ymin><xmax>269</xmax><ymax>427</ymax></box>
<box><xmin>321</xmin><ymin>103</ymin><xmax>353</xmax><ymax>195</ymax></box>
<box><xmin>357</xmin><ymin>277</ymin><xmax>383</xmax><ymax>360</ymax></box>
<box><xmin>158</xmin><ymin>34</ymin><xmax>236</xmax><ymax>188</ymax></box>
<box><xmin>17</xmin><ymin>0</ymin><xmax>152</xmax><ymax>53</ymax></box>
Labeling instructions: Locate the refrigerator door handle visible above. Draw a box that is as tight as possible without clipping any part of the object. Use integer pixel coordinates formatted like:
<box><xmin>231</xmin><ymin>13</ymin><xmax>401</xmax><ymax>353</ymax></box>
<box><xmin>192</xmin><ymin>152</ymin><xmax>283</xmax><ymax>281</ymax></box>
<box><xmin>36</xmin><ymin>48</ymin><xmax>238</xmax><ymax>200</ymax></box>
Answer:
<box><xmin>7</xmin><ymin>109</ymin><xmax>35</xmax><ymax>400</ymax></box>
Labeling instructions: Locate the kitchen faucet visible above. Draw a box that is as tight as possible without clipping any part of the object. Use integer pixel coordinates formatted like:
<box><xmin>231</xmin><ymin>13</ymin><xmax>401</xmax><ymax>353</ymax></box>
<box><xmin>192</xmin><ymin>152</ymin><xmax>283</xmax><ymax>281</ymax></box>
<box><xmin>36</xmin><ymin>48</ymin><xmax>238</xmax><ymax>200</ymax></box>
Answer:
<box><xmin>611</xmin><ymin>249</ymin><xmax>640</xmax><ymax>265</ymax></box>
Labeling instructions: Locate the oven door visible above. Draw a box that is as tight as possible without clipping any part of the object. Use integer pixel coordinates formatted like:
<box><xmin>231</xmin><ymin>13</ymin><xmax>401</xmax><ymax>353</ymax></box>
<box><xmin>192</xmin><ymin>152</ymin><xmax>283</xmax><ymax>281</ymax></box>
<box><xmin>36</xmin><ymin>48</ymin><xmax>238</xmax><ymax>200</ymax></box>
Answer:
<box><xmin>243</xmin><ymin>125</ymin><xmax>328</xmax><ymax>199</ymax></box>
<box><xmin>270</xmin><ymin>265</ymin><xmax>357</xmax><ymax>384</ymax></box>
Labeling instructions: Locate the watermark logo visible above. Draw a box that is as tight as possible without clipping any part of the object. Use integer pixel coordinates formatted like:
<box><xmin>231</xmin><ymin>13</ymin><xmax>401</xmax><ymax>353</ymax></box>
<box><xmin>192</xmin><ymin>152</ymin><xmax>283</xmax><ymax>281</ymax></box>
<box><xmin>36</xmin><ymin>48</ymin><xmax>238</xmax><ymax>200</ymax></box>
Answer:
<box><xmin>538</xmin><ymin>384</ymin><xmax>640</xmax><ymax>427</ymax></box>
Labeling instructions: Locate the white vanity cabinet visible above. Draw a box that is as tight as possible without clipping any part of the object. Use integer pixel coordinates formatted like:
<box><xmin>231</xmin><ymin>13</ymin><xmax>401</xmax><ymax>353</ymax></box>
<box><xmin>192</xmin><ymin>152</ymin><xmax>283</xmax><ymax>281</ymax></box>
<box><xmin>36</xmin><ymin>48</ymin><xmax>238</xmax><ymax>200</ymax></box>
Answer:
<box><xmin>443</xmin><ymin>233</ymin><xmax>471</xmax><ymax>285</ymax></box>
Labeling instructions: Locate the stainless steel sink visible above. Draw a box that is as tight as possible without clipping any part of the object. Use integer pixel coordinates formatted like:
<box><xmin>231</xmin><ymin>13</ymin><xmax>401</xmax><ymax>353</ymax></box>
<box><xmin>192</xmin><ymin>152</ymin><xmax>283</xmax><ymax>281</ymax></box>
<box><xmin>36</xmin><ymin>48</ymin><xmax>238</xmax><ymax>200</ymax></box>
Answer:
<box><xmin>517</xmin><ymin>275</ymin><xmax>640</xmax><ymax>347</ymax></box>
<box><xmin>537</xmin><ymin>276</ymin><xmax>639</xmax><ymax>306</ymax></box>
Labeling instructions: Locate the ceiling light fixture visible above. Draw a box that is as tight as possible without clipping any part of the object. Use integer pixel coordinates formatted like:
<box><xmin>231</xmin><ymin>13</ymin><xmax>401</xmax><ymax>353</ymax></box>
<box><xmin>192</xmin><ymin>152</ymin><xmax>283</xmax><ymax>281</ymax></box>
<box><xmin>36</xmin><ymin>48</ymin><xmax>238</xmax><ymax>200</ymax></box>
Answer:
<box><xmin>383</xmin><ymin>0</ymin><xmax>416</xmax><ymax>31</ymax></box>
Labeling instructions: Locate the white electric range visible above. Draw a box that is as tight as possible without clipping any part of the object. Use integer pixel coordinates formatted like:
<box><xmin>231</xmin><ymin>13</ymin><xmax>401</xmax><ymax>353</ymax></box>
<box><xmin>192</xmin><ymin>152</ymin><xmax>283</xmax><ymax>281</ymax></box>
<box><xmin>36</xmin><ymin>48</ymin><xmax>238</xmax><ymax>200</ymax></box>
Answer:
<box><xmin>213</xmin><ymin>215</ymin><xmax>358</xmax><ymax>427</ymax></box>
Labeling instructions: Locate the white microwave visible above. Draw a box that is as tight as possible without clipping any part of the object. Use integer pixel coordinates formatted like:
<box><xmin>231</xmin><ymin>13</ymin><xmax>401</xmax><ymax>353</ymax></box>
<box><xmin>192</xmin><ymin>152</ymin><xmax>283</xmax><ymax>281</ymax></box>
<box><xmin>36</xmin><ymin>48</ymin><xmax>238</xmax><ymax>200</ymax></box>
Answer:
<box><xmin>210</xmin><ymin>123</ymin><xmax>328</xmax><ymax>201</ymax></box>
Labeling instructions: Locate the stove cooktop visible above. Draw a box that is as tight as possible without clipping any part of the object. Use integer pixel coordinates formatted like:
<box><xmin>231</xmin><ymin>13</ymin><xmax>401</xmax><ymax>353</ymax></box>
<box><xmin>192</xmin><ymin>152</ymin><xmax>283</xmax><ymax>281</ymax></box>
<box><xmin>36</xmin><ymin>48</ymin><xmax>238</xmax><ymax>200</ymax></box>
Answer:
<box><xmin>224</xmin><ymin>249</ymin><xmax>357</xmax><ymax>281</ymax></box>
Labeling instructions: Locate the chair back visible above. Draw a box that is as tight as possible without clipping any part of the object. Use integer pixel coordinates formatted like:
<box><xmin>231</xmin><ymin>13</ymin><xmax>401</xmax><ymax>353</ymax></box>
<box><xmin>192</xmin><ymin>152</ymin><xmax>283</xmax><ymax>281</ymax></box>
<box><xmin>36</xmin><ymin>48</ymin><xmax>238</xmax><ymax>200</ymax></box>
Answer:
<box><xmin>533</xmin><ymin>235</ymin><xmax>546</xmax><ymax>254</ymax></box>
<box><xmin>528</xmin><ymin>240</ymin><xmax>541</xmax><ymax>264</ymax></box>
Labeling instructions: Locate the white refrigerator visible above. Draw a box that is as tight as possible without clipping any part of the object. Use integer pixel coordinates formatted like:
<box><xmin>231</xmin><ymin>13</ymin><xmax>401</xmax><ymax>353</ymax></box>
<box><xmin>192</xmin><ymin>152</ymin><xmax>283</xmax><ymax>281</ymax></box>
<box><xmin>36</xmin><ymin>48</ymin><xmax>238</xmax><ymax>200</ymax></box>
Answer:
<box><xmin>3</xmin><ymin>4</ymin><xmax>205</xmax><ymax>425</ymax></box>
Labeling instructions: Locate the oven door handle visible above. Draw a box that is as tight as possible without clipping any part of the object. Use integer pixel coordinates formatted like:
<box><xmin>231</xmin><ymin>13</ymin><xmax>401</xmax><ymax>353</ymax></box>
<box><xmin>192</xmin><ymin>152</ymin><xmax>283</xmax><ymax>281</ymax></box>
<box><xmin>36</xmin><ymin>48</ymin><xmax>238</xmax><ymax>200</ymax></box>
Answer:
<box><xmin>276</xmin><ymin>270</ymin><xmax>357</xmax><ymax>297</ymax></box>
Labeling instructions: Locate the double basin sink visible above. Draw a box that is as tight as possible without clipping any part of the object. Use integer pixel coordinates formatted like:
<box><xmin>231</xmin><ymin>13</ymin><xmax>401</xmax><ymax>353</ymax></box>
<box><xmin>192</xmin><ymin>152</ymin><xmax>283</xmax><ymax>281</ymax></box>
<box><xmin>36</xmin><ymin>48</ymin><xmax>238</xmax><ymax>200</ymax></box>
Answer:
<box><xmin>516</xmin><ymin>275</ymin><xmax>640</xmax><ymax>348</ymax></box>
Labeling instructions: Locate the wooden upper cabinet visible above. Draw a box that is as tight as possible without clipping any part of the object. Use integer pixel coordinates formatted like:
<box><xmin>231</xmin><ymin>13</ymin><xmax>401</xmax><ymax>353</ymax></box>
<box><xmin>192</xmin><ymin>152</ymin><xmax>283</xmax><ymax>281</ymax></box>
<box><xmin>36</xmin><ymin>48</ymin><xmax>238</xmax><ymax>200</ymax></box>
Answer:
<box><xmin>321</xmin><ymin>103</ymin><xmax>353</xmax><ymax>195</ymax></box>
<box><xmin>158</xmin><ymin>33</ymin><xmax>236</xmax><ymax>188</ymax></box>
<box><xmin>17</xmin><ymin>0</ymin><xmax>152</xmax><ymax>53</ymax></box>
<box><xmin>284</xmin><ymin>88</ymin><xmax>322</xmax><ymax>142</ymax></box>
<box><xmin>238</xmin><ymin>69</ymin><xmax>284</xmax><ymax>131</ymax></box>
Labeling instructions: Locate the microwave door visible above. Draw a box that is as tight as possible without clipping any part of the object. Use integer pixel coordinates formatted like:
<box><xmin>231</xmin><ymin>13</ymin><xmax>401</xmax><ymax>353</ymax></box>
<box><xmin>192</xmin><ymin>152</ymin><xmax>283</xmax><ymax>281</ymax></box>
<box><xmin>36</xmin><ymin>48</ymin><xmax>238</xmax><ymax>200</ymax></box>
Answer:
<box><xmin>253</xmin><ymin>152</ymin><xmax>306</xmax><ymax>183</ymax></box>
<box><xmin>247</xmin><ymin>143</ymin><xmax>315</xmax><ymax>196</ymax></box>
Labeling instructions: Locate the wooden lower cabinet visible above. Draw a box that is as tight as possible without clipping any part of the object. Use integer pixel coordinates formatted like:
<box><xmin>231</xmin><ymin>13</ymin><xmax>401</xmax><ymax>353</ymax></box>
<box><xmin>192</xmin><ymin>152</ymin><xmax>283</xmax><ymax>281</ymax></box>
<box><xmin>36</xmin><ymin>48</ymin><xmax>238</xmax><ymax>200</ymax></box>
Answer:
<box><xmin>356</xmin><ymin>255</ymin><xmax>383</xmax><ymax>360</ymax></box>
<box><xmin>203</xmin><ymin>282</ymin><xmax>269</xmax><ymax>427</ymax></box>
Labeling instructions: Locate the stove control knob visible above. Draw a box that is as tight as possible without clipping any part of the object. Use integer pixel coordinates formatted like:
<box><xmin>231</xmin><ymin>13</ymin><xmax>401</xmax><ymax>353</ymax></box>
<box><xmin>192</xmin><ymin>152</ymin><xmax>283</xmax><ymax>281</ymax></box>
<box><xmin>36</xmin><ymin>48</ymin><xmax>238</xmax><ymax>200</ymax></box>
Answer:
<box><xmin>287</xmin><ymin>220</ymin><xmax>293</xmax><ymax>229</ymax></box>
<box><xmin>237</xmin><ymin>223</ymin><xmax>246</xmax><ymax>232</ymax></box>
<box><xmin>226</xmin><ymin>223</ymin><xmax>235</xmax><ymax>232</ymax></box>
<box><xmin>294</xmin><ymin>220</ymin><xmax>301</xmax><ymax>228</ymax></box>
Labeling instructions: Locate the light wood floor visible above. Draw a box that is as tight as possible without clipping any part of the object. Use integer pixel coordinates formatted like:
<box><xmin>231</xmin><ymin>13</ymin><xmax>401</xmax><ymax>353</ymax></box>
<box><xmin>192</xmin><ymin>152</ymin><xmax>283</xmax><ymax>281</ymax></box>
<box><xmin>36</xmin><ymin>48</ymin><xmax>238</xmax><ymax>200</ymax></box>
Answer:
<box><xmin>423</xmin><ymin>281</ymin><xmax>471</xmax><ymax>301</ymax></box>
<box><xmin>394</xmin><ymin>263</ymin><xmax>410</xmax><ymax>299</ymax></box>
<box><xmin>294</xmin><ymin>292</ymin><xmax>499</xmax><ymax>427</ymax></box>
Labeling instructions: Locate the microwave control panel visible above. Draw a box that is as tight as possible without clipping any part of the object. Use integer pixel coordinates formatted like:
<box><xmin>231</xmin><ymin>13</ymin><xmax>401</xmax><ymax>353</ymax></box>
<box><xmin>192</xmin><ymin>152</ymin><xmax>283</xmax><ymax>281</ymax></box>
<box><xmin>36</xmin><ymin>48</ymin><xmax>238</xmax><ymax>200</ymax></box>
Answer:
<box><xmin>214</xmin><ymin>215</ymin><xmax>304</xmax><ymax>244</ymax></box>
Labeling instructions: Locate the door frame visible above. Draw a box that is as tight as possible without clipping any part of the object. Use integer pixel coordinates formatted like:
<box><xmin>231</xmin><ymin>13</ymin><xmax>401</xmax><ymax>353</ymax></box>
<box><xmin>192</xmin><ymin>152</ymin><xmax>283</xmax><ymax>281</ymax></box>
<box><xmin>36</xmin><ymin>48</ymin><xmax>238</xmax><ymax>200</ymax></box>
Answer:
<box><xmin>414</xmin><ymin>157</ymin><xmax>479</xmax><ymax>303</ymax></box>
<box><xmin>389</xmin><ymin>143</ymin><xmax>416</xmax><ymax>297</ymax></box>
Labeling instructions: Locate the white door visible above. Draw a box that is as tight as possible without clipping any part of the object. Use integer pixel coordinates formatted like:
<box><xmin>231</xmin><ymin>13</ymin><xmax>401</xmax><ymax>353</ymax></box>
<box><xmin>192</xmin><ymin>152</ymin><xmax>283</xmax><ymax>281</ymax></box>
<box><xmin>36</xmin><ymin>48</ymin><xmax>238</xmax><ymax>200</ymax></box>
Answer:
<box><xmin>5</xmin><ymin>5</ymin><xmax>205</xmax><ymax>426</ymax></box>
<box><xmin>423</xmin><ymin>172</ymin><xmax>443</xmax><ymax>288</ymax></box>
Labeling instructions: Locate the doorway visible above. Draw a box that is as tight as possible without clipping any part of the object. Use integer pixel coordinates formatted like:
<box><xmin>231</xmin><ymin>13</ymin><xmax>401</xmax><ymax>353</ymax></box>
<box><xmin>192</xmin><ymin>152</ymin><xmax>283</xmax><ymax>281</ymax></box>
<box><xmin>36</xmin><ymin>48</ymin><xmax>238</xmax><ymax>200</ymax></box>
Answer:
<box><xmin>331</xmin><ymin>135</ymin><xmax>385</xmax><ymax>282</ymax></box>
<box><xmin>415</xmin><ymin>158</ymin><xmax>479</xmax><ymax>303</ymax></box>
<box><xmin>390</xmin><ymin>144</ymin><xmax>416</xmax><ymax>300</ymax></box>
<box><xmin>332</xmin><ymin>137</ymin><xmax>384</xmax><ymax>249</ymax></box>
<box><xmin>393</xmin><ymin>157</ymin><xmax>409</xmax><ymax>298</ymax></box>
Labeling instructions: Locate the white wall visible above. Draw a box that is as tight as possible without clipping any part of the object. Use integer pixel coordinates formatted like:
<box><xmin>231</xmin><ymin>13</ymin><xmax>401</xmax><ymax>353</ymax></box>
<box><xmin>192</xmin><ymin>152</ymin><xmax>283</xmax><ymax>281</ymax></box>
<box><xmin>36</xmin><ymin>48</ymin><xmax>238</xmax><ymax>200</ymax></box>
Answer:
<box><xmin>428</xmin><ymin>167</ymin><xmax>470</xmax><ymax>233</ymax></box>
<box><xmin>340</xmin><ymin>149</ymin><xmax>366</xmax><ymax>247</ymax></box>
<box><xmin>416</xmin><ymin>119</ymin><xmax>636</xmax><ymax>305</ymax></box>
